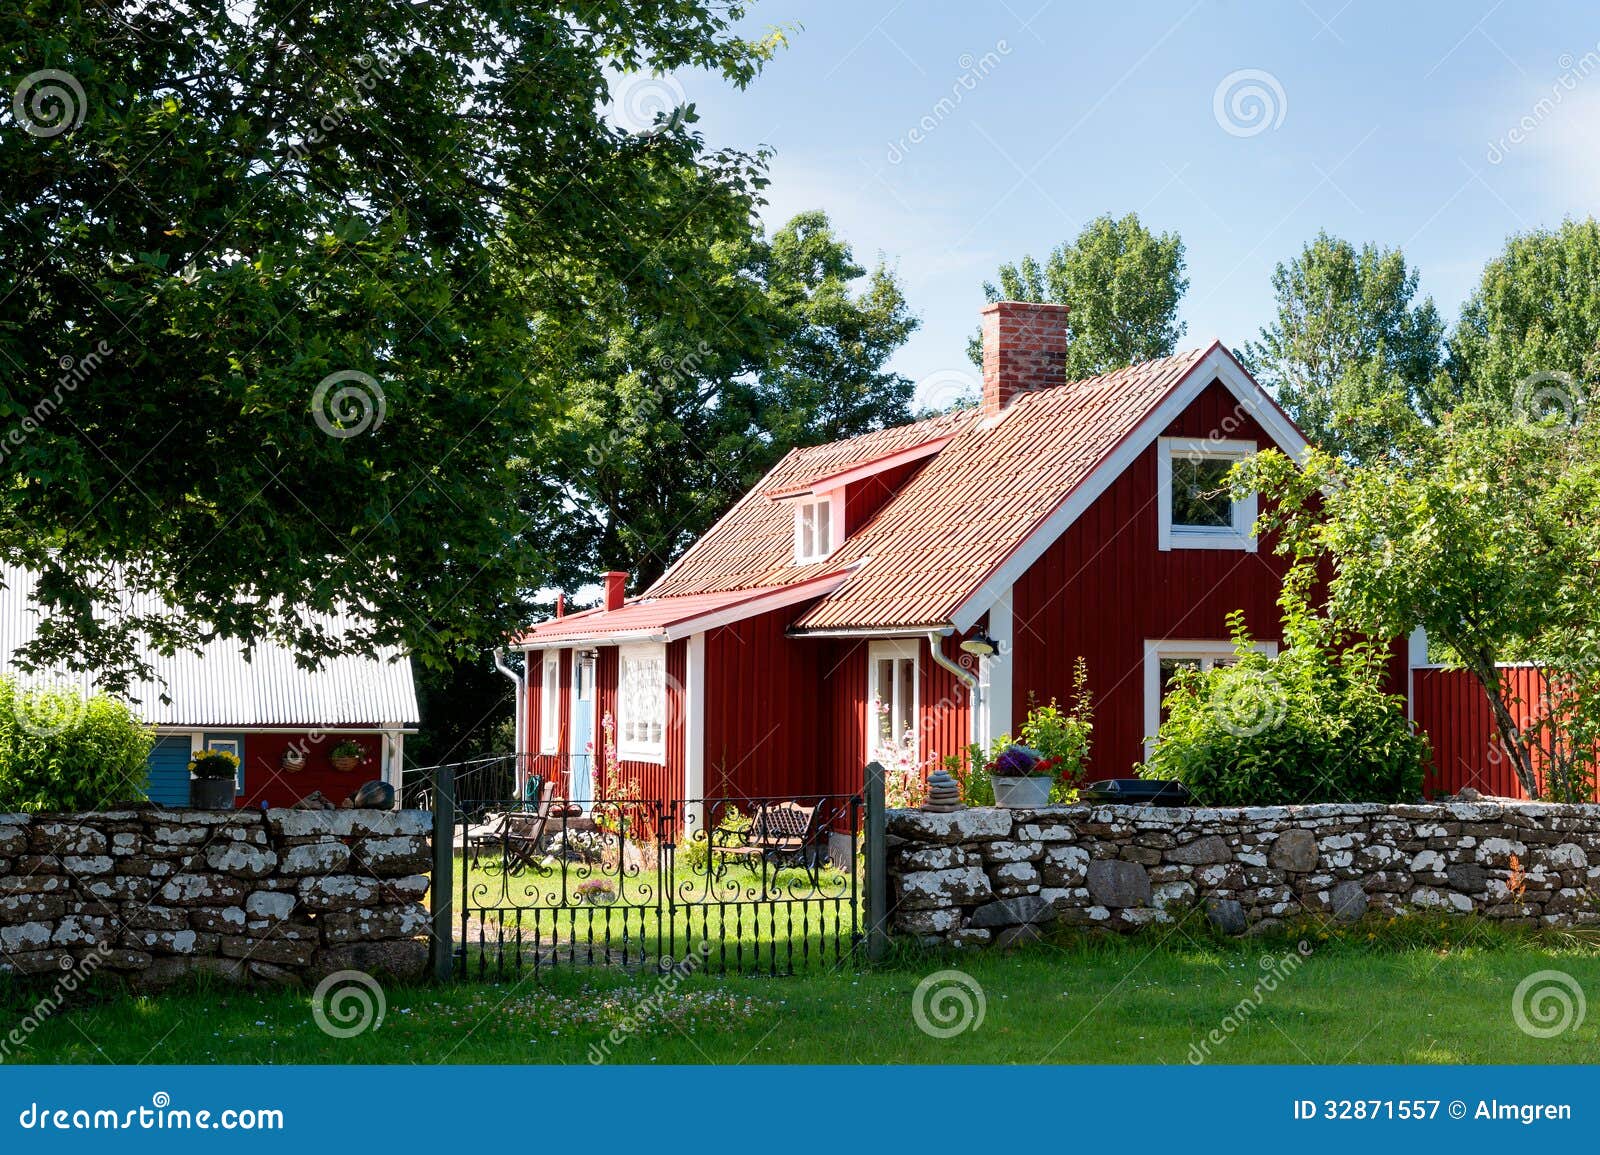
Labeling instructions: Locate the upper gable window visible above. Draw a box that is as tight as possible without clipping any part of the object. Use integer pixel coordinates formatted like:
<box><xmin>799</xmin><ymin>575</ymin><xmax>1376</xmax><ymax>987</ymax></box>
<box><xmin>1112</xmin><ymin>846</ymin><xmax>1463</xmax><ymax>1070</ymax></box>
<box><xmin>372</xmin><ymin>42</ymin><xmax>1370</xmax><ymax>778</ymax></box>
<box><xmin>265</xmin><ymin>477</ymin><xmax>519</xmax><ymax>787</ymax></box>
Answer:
<box><xmin>793</xmin><ymin>497</ymin><xmax>835</xmax><ymax>564</ymax></box>
<box><xmin>1157</xmin><ymin>438</ymin><xmax>1258</xmax><ymax>552</ymax></box>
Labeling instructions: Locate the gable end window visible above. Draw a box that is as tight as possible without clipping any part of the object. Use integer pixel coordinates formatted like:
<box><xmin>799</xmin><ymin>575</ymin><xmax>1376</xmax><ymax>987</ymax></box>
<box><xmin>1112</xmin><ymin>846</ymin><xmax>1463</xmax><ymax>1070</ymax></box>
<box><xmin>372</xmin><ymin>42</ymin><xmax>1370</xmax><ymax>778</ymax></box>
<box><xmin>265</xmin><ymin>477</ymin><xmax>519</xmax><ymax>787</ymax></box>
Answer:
<box><xmin>539</xmin><ymin>652</ymin><xmax>561</xmax><ymax>755</ymax></box>
<box><xmin>617</xmin><ymin>644</ymin><xmax>667</xmax><ymax>763</ymax></box>
<box><xmin>793</xmin><ymin>497</ymin><xmax>835</xmax><ymax>563</ymax></box>
<box><xmin>1157</xmin><ymin>438</ymin><xmax>1258</xmax><ymax>551</ymax></box>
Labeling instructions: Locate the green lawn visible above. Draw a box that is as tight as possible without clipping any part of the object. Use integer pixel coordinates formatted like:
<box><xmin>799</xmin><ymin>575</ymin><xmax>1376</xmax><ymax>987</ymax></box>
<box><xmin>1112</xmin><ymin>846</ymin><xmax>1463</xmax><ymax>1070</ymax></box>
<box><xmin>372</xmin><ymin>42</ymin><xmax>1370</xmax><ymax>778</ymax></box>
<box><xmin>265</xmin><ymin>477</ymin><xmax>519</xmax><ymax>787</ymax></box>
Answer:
<box><xmin>8</xmin><ymin>919</ymin><xmax>1600</xmax><ymax>1065</ymax></box>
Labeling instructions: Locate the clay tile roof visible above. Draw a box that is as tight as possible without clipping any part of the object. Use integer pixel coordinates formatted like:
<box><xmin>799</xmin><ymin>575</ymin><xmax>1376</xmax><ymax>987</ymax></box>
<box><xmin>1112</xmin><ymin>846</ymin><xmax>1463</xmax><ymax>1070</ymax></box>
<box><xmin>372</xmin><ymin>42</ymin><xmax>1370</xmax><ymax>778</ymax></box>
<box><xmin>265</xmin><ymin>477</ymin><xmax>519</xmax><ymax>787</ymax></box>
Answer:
<box><xmin>793</xmin><ymin>345</ymin><xmax>1216</xmax><ymax>631</ymax></box>
<box><xmin>646</xmin><ymin>408</ymin><xmax>977</xmax><ymax>598</ymax></box>
<box><xmin>552</xmin><ymin>341</ymin><xmax>1288</xmax><ymax>640</ymax></box>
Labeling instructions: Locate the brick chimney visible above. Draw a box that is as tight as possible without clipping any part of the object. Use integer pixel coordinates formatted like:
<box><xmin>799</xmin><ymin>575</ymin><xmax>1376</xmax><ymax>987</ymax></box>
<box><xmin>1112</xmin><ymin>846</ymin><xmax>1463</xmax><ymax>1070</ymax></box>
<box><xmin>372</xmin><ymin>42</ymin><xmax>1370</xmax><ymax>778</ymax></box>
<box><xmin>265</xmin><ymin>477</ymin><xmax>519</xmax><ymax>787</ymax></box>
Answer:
<box><xmin>602</xmin><ymin>570</ymin><xmax>628</xmax><ymax>612</ymax></box>
<box><xmin>980</xmin><ymin>300</ymin><xmax>1070</xmax><ymax>415</ymax></box>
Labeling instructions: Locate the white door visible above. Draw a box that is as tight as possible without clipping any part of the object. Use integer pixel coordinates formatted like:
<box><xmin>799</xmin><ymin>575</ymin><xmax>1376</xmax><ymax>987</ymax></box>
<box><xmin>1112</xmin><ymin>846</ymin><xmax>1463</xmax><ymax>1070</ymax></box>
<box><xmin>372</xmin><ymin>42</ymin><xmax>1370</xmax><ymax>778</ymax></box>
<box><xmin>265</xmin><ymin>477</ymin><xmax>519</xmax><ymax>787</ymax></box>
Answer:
<box><xmin>569</xmin><ymin>653</ymin><xmax>596</xmax><ymax>811</ymax></box>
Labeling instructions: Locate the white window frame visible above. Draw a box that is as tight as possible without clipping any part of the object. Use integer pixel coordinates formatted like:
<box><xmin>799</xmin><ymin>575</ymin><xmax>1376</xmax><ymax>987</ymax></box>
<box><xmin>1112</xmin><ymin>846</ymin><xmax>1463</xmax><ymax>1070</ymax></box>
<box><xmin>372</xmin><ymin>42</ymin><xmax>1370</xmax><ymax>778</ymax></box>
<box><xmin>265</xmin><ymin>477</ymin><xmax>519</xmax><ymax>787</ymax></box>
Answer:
<box><xmin>538</xmin><ymin>652</ymin><xmax>561</xmax><ymax>755</ymax></box>
<box><xmin>616</xmin><ymin>642</ymin><xmax>668</xmax><ymax>764</ymax></box>
<box><xmin>1142</xmin><ymin>638</ymin><xmax>1279</xmax><ymax>758</ymax></box>
<box><xmin>792</xmin><ymin>494</ymin><xmax>839</xmax><ymax>564</ymax></box>
<box><xmin>202</xmin><ymin>736</ymin><xmax>244</xmax><ymax>796</ymax></box>
<box><xmin>1157</xmin><ymin>437</ymin><xmax>1258</xmax><ymax>552</ymax></box>
<box><xmin>866</xmin><ymin>639</ymin><xmax>920</xmax><ymax>764</ymax></box>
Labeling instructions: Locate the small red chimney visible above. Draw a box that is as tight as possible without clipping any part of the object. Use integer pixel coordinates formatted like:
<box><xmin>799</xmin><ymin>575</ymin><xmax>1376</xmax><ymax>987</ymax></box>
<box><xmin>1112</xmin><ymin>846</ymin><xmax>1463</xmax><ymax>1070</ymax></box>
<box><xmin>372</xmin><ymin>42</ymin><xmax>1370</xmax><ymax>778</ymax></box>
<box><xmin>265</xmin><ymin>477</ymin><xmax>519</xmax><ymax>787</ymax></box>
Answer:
<box><xmin>602</xmin><ymin>571</ymin><xmax>628</xmax><ymax>612</ymax></box>
<box><xmin>980</xmin><ymin>301</ymin><xmax>1070</xmax><ymax>415</ymax></box>
<box><xmin>555</xmin><ymin>592</ymin><xmax>565</xmax><ymax>619</ymax></box>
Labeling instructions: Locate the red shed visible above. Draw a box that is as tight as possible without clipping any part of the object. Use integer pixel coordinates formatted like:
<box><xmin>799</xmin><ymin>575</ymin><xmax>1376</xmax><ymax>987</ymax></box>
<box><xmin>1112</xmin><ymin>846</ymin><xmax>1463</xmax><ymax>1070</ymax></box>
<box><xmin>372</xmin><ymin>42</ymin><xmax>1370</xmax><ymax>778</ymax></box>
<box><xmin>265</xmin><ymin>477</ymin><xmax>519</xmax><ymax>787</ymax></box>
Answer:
<box><xmin>514</xmin><ymin>301</ymin><xmax>1312</xmax><ymax>807</ymax></box>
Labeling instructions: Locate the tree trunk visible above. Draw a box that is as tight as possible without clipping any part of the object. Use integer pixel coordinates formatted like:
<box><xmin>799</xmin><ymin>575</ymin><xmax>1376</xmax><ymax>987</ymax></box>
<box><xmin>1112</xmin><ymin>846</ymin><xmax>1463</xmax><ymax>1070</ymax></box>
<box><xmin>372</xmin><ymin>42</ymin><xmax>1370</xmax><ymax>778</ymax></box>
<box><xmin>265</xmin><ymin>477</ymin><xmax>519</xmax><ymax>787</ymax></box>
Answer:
<box><xmin>1470</xmin><ymin>660</ymin><xmax>1541</xmax><ymax>799</ymax></box>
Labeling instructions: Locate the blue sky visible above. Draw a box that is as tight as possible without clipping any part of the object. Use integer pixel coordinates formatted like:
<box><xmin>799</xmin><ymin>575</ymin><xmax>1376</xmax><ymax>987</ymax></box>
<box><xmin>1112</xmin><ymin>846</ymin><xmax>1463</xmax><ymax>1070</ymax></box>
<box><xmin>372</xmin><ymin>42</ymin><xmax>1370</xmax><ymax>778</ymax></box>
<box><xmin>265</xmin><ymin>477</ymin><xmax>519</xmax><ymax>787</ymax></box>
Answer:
<box><xmin>654</xmin><ymin>0</ymin><xmax>1600</xmax><ymax>404</ymax></box>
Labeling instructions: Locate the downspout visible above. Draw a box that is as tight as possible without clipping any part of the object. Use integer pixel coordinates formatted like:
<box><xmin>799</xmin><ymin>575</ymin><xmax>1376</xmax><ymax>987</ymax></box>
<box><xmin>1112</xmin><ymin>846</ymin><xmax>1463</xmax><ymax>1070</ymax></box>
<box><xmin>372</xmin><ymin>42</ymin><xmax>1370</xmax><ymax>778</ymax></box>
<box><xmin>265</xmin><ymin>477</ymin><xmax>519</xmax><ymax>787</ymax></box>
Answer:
<box><xmin>926</xmin><ymin>629</ymin><xmax>982</xmax><ymax>755</ymax></box>
<box><xmin>493</xmin><ymin>649</ymin><xmax>526</xmax><ymax>784</ymax></box>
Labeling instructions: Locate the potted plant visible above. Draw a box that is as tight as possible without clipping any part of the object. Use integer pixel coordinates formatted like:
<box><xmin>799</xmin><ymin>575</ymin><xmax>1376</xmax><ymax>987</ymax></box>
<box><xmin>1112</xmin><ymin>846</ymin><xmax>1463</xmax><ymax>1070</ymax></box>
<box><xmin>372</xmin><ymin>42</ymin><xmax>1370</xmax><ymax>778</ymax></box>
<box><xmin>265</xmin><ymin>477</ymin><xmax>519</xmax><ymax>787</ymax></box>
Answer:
<box><xmin>188</xmin><ymin>749</ymin><xmax>239</xmax><ymax>810</ymax></box>
<box><xmin>988</xmin><ymin>742</ymin><xmax>1055</xmax><ymax>808</ymax></box>
<box><xmin>280</xmin><ymin>746</ymin><xmax>307</xmax><ymax>772</ymax></box>
<box><xmin>329</xmin><ymin>740</ymin><xmax>364</xmax><ymax>772</ymax></box>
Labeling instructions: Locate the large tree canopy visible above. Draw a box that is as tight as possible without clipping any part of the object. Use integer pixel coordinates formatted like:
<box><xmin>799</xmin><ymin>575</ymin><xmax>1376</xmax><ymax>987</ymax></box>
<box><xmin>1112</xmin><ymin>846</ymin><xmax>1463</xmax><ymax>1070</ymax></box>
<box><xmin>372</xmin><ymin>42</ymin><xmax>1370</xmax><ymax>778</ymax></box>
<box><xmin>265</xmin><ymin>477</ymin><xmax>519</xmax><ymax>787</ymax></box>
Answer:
<box><xmin>532</xmin><ymin>209</ymin><xmax>917</xmax><ymax>592</ymax></box>
<box><xmin>1448</xmin><ymin>218</ymin><xmax>1600</xmax><ymax>419</ymax></box>
<box><xmin>1239</xmin><ymin>232</ymin><xmax>1446</xmax><ymax>462</ymax></box>
<box><xmin>967</xmin><ymin>212</ymin><xmax>1187</xmax><ymax>379</ymax></box>
<box><xmin>0</xmin><ymin>1</ymin><xmax>783</xmax><ymax>691</ymax></box>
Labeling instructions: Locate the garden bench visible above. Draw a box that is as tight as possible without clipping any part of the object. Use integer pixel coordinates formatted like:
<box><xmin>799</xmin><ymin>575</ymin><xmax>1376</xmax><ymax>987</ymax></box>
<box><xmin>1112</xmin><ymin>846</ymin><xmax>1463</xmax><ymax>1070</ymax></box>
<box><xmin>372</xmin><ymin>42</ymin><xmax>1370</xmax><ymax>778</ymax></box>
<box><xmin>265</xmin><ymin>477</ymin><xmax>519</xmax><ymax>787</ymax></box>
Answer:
<box><xmin>711</xmin><ymin>800</ymin><xmax>823</xmax><ymax>881</ymax></box>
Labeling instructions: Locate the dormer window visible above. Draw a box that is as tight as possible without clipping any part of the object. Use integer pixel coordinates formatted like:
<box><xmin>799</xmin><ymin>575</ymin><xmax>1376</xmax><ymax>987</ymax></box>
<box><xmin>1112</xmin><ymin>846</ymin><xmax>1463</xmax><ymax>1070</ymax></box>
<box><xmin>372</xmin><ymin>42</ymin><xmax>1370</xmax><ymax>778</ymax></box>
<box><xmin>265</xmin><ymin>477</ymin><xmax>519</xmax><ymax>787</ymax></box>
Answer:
<box><xmin>794</xmin><ymin>497</ymin><xmax>835</xmax><ymax>563</ymax></box>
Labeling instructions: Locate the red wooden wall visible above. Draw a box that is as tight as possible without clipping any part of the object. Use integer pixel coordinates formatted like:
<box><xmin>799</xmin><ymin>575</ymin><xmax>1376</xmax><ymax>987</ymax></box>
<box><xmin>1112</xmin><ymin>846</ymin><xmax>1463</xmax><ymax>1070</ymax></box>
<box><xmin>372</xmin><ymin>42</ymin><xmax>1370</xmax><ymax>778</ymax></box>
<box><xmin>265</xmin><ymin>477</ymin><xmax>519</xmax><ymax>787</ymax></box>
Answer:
<box><xmin>237</xmin><ymin>731</ymin><xmax>384</xmax><ymax>809</ymax></box>
<box><xmin>1008</xmin><ymin>379</ymin><xmax>1294</xmax><ymax>775</ymax></box>
<box><xmin>1411</xmin><ymin>666</ymin><xmax>1595</xmax><ymax>800</ymax></box>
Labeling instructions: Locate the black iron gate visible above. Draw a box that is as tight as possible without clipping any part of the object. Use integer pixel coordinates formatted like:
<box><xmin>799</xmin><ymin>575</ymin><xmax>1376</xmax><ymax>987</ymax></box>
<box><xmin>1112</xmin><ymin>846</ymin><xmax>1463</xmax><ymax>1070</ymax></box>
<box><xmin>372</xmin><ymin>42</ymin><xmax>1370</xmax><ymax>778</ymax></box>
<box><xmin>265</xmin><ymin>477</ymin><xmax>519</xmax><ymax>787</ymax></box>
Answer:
<box><xmin>414</xmin><ymin>760</ymin><xmax>866</xmax><ymax>980</ymax></box>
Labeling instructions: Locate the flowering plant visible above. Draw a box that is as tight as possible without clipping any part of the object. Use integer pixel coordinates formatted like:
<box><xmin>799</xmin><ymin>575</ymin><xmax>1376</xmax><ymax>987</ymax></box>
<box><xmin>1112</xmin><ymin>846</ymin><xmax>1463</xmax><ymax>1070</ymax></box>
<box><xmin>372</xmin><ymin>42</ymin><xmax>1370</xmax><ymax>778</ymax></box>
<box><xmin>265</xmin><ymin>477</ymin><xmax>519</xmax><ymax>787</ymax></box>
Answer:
<box><xmin>188</xmin><ymin>749</ymin><xmax>239</xmax><ymax>779</ymax></box>
<box><xmin>872</xmin><ymin>700</ymin><xmax>928</xmax><ymax>808</ymax></box>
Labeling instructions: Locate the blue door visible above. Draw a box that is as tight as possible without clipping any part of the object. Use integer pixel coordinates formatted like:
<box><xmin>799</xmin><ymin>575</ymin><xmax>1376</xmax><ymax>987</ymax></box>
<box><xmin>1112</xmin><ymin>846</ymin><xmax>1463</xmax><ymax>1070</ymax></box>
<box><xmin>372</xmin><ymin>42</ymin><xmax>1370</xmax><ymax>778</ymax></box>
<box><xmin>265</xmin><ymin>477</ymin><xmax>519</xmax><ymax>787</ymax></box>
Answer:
<box><xmin>145</xmin><ymin>736</ymin><xmax>192</xmax><ymax>806</ymax></box>
<box><xmin>569</xmin><ymin>653</ymin><xmax>595</xmax><ymax>811</ymax></box>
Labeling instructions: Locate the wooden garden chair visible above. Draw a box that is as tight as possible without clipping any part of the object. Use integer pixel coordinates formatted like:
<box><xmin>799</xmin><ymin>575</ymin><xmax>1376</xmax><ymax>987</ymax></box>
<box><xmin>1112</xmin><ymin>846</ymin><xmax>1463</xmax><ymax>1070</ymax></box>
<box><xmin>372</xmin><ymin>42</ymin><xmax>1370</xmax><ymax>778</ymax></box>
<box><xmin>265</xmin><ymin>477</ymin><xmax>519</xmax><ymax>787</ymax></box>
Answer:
<box><xmin>499</xmin><ymin>779</ymin><xmax>557</xmax><ymax>873</ymax></box>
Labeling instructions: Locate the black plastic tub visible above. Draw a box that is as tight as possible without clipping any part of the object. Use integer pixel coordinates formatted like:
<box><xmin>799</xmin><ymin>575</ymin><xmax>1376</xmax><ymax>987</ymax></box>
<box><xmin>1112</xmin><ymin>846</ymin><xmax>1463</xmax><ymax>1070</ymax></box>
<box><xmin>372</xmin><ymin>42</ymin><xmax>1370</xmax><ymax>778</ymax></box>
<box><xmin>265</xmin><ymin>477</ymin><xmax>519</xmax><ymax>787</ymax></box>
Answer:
<box><xmin>1079</xmin><ymin>778</ymin><xmax>1193</xmax><ymax>806</ymax></box>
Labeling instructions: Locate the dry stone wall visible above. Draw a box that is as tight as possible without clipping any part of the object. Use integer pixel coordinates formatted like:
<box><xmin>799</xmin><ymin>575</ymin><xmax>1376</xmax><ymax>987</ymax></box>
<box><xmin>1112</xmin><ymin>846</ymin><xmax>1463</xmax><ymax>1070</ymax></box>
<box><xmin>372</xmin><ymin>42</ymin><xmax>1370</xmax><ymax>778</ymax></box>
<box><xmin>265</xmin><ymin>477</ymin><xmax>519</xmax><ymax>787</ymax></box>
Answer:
<box><xmin>887</xmin><ymin>801</ymin><xmax>1600</xmax><ymax>948</ymax></box>
<box><xmin>0</xmin><ymin>807</ymin><xmax>431</xmax><ymax>986</ymax></box>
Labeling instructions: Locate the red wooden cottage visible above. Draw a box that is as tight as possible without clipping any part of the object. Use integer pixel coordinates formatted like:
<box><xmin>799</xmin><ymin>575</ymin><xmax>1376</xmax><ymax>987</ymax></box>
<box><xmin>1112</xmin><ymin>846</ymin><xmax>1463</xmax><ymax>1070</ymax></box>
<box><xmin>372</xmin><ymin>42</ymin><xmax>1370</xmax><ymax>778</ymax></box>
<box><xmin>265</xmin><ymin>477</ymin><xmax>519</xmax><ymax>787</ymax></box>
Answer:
<box><xmin>513</xmin><ymin>301</ymin><xmax>1312</xmax><ymax>809</ymax></box>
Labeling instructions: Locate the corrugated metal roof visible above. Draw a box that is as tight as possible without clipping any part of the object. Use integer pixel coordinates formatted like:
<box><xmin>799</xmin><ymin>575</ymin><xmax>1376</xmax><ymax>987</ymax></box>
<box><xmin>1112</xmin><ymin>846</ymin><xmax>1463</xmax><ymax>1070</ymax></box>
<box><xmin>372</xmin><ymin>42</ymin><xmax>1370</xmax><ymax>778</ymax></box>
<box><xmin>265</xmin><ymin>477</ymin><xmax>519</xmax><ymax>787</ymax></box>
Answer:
<box><xmin>0</xmin><ymin>565</ymin><xmax>419</xmax><ymax>727</ymax></box>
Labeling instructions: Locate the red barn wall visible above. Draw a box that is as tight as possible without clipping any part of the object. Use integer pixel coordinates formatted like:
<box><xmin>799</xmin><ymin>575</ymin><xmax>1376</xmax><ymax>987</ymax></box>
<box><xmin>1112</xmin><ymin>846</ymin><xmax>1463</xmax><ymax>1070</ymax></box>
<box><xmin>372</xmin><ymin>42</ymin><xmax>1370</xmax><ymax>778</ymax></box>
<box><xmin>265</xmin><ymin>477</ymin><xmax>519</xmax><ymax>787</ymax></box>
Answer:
<box><xmin>593</xmin><ymin>640</ymin><xmax>685</xmax><ymax>807</ymax></box>
<box><xmin>1008</xmin><ymin>379</ymin><xmax>1294</xmax><ymax>776</ymax></box>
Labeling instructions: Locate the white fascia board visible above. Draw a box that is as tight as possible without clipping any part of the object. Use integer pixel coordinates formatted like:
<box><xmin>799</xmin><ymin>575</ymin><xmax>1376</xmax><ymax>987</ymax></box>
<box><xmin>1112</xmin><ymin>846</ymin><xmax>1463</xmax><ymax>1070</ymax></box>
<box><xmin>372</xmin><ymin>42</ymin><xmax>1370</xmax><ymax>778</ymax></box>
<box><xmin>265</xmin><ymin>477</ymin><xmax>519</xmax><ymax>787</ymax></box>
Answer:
<box><xmin>950</xmin><ymin>344</ymin><xmax>1308</xmax><ymax>633</ymax></box>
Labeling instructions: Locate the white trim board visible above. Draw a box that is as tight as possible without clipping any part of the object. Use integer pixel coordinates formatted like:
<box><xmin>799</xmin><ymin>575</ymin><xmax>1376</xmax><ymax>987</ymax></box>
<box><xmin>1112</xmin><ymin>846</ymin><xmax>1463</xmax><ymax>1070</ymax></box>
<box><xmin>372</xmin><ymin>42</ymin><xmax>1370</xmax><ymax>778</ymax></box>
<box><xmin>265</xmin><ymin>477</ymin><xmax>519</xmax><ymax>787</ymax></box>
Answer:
<box><xmin>950</xmin><ymin>344</ymin><xmax>1309</xmax><ymax>633</ymax></box>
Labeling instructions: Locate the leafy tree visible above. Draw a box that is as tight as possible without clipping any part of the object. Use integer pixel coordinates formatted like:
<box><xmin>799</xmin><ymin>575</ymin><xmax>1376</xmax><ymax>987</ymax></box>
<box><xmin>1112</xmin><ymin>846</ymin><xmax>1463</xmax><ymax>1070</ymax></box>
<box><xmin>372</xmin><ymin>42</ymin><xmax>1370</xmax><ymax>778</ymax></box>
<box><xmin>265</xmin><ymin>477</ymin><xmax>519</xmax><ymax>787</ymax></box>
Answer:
<box><xmin>1236</xmin><ymin>410</ymin><xmax>1600</xmax><ymax>801</ymax></box>
<box><xmin>967</xmin><ymin>212</ymin><xmax>1187</xmax><ymax>379</ymax></box>
<box><xmin>534</xmin><ymin>210</ymin><xmax>917</xmax><ymax>592</ymax></box>
<box><xmin>1448</xmin><ymin>218</ymin><xmax>1600</xmax><ymax>417</ymax></box>
<box><xmin>1239</xmin><ymin>232</ymin><xmax>1446</xmax><ymax>461</ymax></box>
<box><xmin>0</xmin><ymin>1</ymin><xmax>783</xmax><ymax>691</ymax></box>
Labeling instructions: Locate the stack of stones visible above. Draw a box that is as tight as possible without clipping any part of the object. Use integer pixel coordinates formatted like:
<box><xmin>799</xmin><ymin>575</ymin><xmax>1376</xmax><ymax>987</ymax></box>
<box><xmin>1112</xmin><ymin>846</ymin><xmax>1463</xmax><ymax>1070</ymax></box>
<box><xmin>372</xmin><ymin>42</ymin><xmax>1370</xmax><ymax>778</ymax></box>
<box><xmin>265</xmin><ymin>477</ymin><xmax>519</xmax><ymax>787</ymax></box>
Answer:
<box><xmin>0</xmin><ymin>806</ymin><xmax>432</xmax><ymax>987</ymax></box>
<box><xmin>921</xmin><ymin>770</ymin><xmax>963</xmax><ymax>814</ymax></box>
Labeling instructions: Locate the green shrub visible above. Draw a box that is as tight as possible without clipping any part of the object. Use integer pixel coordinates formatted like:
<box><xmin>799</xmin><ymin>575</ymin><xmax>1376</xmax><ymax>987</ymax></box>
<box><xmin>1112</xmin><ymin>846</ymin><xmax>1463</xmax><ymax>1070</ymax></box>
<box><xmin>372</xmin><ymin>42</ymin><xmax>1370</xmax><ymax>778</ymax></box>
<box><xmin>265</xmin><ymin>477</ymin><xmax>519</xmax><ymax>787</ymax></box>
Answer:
<box><xmin>1139</xmin><ymin>594</ymin><xmax>1427</xmax><ymax>806</ymax></box>
<box><xmin>0</xmin><ymin>677</ymin><xmax>152</xmax><ymax>812</ymax></box>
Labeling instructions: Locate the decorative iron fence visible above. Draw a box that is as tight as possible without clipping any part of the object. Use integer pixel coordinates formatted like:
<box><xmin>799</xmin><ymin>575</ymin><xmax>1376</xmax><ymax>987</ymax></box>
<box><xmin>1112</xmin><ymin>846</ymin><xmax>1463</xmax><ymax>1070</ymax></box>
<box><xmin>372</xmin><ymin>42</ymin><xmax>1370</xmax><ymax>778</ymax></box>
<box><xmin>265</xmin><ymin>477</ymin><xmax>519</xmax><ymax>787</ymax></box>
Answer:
<box><xmin>413</xmin><ymin>757</ymin><xmax>875</xmax><ymax>980</ymax></box>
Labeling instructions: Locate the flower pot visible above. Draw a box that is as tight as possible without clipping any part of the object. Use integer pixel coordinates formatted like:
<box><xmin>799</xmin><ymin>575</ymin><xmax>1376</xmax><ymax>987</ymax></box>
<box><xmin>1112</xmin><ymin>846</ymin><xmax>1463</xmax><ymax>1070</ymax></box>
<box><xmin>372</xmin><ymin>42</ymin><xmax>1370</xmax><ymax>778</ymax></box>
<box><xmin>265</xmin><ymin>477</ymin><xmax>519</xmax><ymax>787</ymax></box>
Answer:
<box><xmin>330</xmin><ymin>754</ymin><xmax>360</xmax><ymax>773</ymax></box>
<box><xmin>190</xmin><ymin>776</ymin><xmax>236</xmax><ymax>810</ymax></box>
<box><xmin>280</xmin><ymin>749</ymin><xmax>307</xmax><ymax>773</ymax></box>
<box><xmin>992</xmin><ymin>775</ymin><xmax>1053</xmax><ymax>809</ymax></box>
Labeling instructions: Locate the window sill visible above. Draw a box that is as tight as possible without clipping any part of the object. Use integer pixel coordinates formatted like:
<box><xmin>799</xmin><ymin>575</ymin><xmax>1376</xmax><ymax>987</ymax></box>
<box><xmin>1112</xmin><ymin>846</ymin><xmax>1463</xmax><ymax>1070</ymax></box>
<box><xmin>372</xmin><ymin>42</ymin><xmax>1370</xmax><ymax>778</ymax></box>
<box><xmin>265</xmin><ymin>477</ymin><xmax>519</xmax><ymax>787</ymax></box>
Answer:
<box><xmin>616</xmin><ymin>745</ymin><xmax>666</xmax><ymax>766</ymax></box>
<box><xmin>1162</xmin><ymin>529</ymin><xmax>1256</xmax><ymax>552</ymax></box>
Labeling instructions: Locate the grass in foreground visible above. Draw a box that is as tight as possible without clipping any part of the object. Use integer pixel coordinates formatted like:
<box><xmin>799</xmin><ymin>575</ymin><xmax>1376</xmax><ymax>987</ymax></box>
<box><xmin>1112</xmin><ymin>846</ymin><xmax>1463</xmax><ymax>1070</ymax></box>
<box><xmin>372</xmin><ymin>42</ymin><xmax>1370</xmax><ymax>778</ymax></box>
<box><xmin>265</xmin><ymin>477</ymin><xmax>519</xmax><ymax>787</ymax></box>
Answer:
<box><xmin>6</xmin><ymin>917</ymin><xmax>1600</xmax><ymax>1065</ymax></box>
